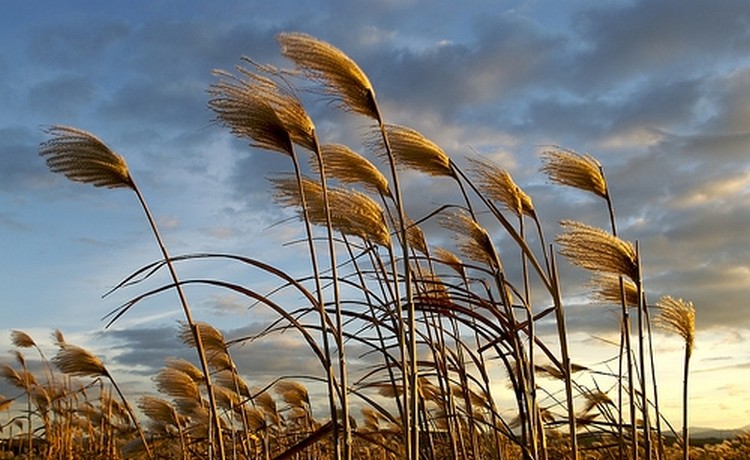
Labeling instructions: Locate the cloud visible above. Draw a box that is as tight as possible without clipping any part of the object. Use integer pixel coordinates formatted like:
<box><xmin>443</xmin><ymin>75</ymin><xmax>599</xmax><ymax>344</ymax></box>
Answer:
<box><xmin>26</xmin><ymin>18</ymin><xmax>129</xmax><ymax>71</ymax></box>
<box><xmin>28</xmin><ymin>74</ymin><xmax>96</xmax><ymax>119</ymax></box>
<box><xmin>3</xmin><ymin>0</ymin><xmax>750</xmax><ymax>431</ymax></box>
<box><xmin>571</xmin><ymin>0</ymin><xmax>750</xmax><ymax>90</ymax></box>
<box><xmin>0</xmin><ymin>127</ymin><xmax>51</xmax><ymax>192</ymax></box>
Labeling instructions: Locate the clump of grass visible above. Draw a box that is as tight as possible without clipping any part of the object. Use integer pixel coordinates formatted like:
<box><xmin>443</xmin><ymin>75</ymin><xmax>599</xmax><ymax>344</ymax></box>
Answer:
<box><xmin>7</xmin><ymin>31</ymin><xmax>708</xmax><ymax>460</ymax></box>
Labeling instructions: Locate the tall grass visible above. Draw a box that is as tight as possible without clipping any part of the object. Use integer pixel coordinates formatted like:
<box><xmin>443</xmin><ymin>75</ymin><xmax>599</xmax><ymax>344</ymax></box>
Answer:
<box><xmin>0</xmin><ymin>31</ymin><xmax>709</xmax><ymax>459</ymax></box>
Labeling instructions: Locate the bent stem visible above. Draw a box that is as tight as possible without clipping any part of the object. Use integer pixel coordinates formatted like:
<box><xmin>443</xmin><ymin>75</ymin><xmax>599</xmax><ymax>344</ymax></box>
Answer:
<box><xmin>131</xmin><ymin>181</ymin><xmax>226</xmax><ymax>460</ymax></box>
<box><xmin>289</xmin><ymin>146</ymin><xmax>343</xmax><ymax>460</ymax></box>
<box><xmin>104</xmin><ymin>370</ymin><xmax>154</xmax><ymax>460</ymax></box>
<box><xmin>373</xmin><ymin>103</ymin><xmax>418</xmax><ymax>460</ymax></box>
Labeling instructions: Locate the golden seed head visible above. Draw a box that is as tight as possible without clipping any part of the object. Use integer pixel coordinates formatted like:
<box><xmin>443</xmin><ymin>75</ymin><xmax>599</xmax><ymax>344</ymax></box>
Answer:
<box><xmin>179</xmin><ymin>321</ymin><xmax>227</xmax><ymax>355</ymax></box>
<box><xmin>274</xmin><ymin>380</ymin><xmax>310</xmax><ymax>408</ymax></box>
<box><xmin>52</xmin><ymin>344</ymin><xmax>108</xmax><ymax>378</ymax></box>
<box><xmin>39</xmin><ymin>125</ymin><xmax>133</xmax><ymax>189</ymax></box>
<box><xmin>539</xmin><ymin>146</ymin><xmax>607</xmax><ymax>198</ymax></box>
<box><xmin>314</xmin><ymin>143</ymin><xmax>390</xmax><ymax>197</ymax></box>
<box><xmin>154</xmin><ymin>367</ymin><xmax>201</xmax><ymax>401</ymax></box>
<box><xmin>277</xmin><ymin>32</ymin><xmax>378</xmax><ymax>119</ymax></box>
<box><xmin>138</xmin><ymin>395</ymin><xmax>181</xmax><ymax>427</ymax></box>
<box><xmin>405</xmin><ymin>215</ymin><xmax>428</xmax><ymax>255</ymax></box>
<box><xmin>369</xmin><ymin>124</ymin><xmax>453</xmax><ymax>177</ymax></box>
<box><xmin>253</xmin><ymin>390</ymin><xmax>278</xmax><ymax>421</ymax></box>
<box><xmin>164</xmin><ymin>357</ymin><xmax>204</xmax><ymax>382</ymax></box>
<box><xmin>0</xmin><ymin>396</ymin><xmax>13</xmax><ymax>413</ymax></box>
<box><xmin>556</xmin><ymin>220</ymin><xmax>638</xmax><ymax>282</ymax></box>
<box><xmin>215</xmin><ymin>369</ymin><xmax>251</xmax><ymax>398</ymax></box>
<box><xmin>271</xmin><ymin>175</ymin><xmax>391</xmax><ymax>246</ymax></box>
<box><xmin>208</xmin><ymin>69</ymin><xmax>295</xmax><ymax>155</ymax></box>
<box><xmin>655</xmin><ymin>295</ymin><xmax>696</xmax><ymax>357</ymax></box>
<box><xmin>468</xmin><ymin>157</ymin><xmax>534</xmax><ymax>217</ymax></box>
<box><xmin>52</xmin><ymin>329</ymin><xmax>66</xmax><ymax>347</ymax></box>
<box><xmin>440</xmin><ymin>210</ymin><xmax>500</xmax><ymax>270</ymax></box>
<box><xmin>10</xmin><ymin>330</ymin><xmax>35</xmax><ymax>349</ymax></box>
<box><xmin>432</xmin><ymin>247</ymin><xmax>466</xmax><ymax>277</ymax></box>
<box><xmin>589</xmin><ymin>273</ymin><xmax>640</xmax><ymax>307</ymax></box>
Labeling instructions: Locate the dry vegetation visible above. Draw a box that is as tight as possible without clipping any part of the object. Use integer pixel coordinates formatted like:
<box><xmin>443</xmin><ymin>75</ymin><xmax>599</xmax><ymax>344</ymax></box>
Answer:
<box><xmin>2</xmin><ymin>32</ymin><xmax>744</xmax><ymax>459</ymax></box>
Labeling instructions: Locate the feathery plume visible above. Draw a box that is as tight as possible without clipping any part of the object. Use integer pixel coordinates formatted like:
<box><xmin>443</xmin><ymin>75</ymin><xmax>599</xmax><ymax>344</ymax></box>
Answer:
<box><xmin>213</xmin><ymin>386</ymin><xmax>241</xmax><ymax>411</ymax></box>
<box><xmin>556</xmin><ymin>220</ymin><xmax>638</xmax><ymax>282</ymax></box>
<box><xmin>179</xmin><ymin>322</ymin><xmax>227</xmax><ymax>356</ymax></box>
<box><xmin>313</xmin><ymin>143</ymin><xmax>390</xmax><ymax>197</ymax></box>
<box><xmin>39</xmin><ymin>126</ymin><xmax>134</xmax><ymax>189</ymax></box>
<box><xmin>361</xmin><ymin>406</ymin><xmax>380</xmax><ymax>432</ymax></box>
<box><xmin>440</xmin><ymin>210</ymin><xmax>499</xmax><ymax>270</ymax></box>
<box><xmin>243</xmin><ymin>406</ymin><xmax>267</xmax><ymax>431</ymax></box>
<box><xmin>154</xmin><ymin>368</ymin><xmax>202</xmax><ymax>401</ymax></box>
<box><xmin>208</xmin><ymin>70</ymin><xmax>294</xmax><ymax>155</ymax></box>
<box><xmin>414</xmin><ymin>269</ymin><xmax>450</xmax><ymax>302</ymax></box>
<box><xmin>1</xmin><ymin>365</ymin><xmax>33</xmax><ymax>389</ymax></box>
<box><xmin>138</xmin><ymin>396</ymin><xmax>182</xmax><ymax>427</ymax></box>
<box><xmin>52</xmin><ymin>345</ymin><xmax>108</xmax><ymax>378</ymax></box>
<box><xmin>539</xmin><ymin>146</ymin><xmax>607</xmax><ymax>198</ymax></box>
<box><xmin>223</xmin><ymin>59</ymin><xmax>317</xmax><ymax>151</ymax></box>
<box><xmin>655</xmin><ymin>296</ymin><xmax>696</xmax><ymax>357</ymax></box>
<box><xmin>468</xmin><ymin>157</ymin><xmax>534</xmax><ymax>217</ymax></box>
<box><xmin>590</xmin><ymin>273</ymin><xmax>639</xmax><ymax>307</ymax></box>
<box><xmin>271</xmin><ymin>175</ymin><xmax>391</xmax><ymax>246</ymax></box>
<box><xmin>164</xmin><ymin>357</ymin><xmax>204</xmax><ymax>382</ymax></box>
<box><xmin>0</xmin><ymin>396</ymin><xmax>13</xmax><ymax>413</ymax></box>
<box><xmin>52</xmin><ymin>329</ymin><xmax>66</xmax><ymax>347</ymax></box>
<box><xmin>215</xmin><ymin>369</ymin><xmax>251</xmax><ymax>398</ymax></box>
<box><xmin>277</xmin><ymin>32</ymin><xmax>378</xmax><ymax>119</ymax></box>
<box><xmin>369</xmin><ymin>124</ymin><xmax>453</xmax><ymax>177</ymax></box>
<box><xmin>32</xmin><ymin>387</ymin><xmax>51</xmax><ymax>413</ymax></box>
<box><xmin>405</xmin><ymin>215</ymin><xmax>428</xmax><ymax>255</ymax></box>
<box><xmin>254</xmin><ymin>390</ymin><xmax>279</xmax><ymax>423</ymax></box>
<box><xmin>10</xmin><ymin>331</ymin><xmax>35</xmax><ymax>349</ymax></box>
<box><xmin>432</xmin><ymin>247</ymin><xmax>466</xmax><ymax>277</ymax></box>
<box><xmin>275</xmin><ymin>380</ymin><xmax>310</xmax><ymax>408</ymax></box>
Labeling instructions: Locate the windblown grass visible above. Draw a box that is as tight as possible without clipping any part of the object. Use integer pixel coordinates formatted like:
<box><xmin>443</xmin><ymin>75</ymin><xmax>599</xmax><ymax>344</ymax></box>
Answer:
<box><xmin>1</xmin><ymin>31</ymin><xmax>722</xmax><ymax>460</ymax></box>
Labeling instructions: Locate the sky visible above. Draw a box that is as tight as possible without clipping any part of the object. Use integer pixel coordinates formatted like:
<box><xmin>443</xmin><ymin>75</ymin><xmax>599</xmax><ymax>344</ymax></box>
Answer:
<box><xmin>1</xmin><ymin>0</ymin><xmax>749</xmax><ymax>431</ymax></box>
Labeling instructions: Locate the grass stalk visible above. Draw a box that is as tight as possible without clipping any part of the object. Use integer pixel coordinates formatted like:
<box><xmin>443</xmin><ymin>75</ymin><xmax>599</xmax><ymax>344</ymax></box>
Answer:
<box><xmin>549</xmin><ymin>247</ymin><xmax>579</xmax><ymax>459</ymax></box>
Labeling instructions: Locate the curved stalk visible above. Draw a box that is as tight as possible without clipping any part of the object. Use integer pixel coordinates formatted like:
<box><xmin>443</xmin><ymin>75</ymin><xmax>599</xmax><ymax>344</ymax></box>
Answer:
<box><xmin>131</xmin><ymin>182</ymin><xmax>225</xmax><ymax>460</ymax></box>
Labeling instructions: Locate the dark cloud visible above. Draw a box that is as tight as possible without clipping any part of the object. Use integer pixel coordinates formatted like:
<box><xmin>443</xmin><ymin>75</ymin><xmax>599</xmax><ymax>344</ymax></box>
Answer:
<box><xmin>704</xmin><ymin>65</ymin><xmax>750</xmax><ymax>133</ymax></box>
<box><xmin>28</xmin><ymin>74</ymin><xmax>96</xmax><ymax>118</ymax></box>
<box><xmin>93</xmin><ymin>321</ymin><xmax>326</xmax><ymax>385</ymax></box>
<box><xmin>2</xmin><ymin>0</ymin><xmax>750</xmax><ymax>429</ymax></box>
<box><xmin>95</xmin><ymin>77</ymin><xmax>208</xmax><ymax>129</ymax></box>
<box><xmin>95</xmin><ymin>326</ymin><xmax>189</xmax><ymax>376</ymax></box>
<box><xmin>571</xmin><ymin>0</ymin><xmax>750</xmax><ymax>90</ymax></box>
<box><xmin>26</xmin><ymin>19</ymin><xmax>130</xmax><ymax>70</ymax></box>
<box><xmin>0</xmin><ymin>127</ymin><xmax>50</xmax><ymax>192</ymax></box>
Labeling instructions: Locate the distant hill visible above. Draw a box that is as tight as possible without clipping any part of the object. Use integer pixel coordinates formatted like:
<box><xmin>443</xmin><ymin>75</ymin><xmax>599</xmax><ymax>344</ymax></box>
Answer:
<box><xmin>690</xmin><ymin>425</ymin><xmax>750</xmax><ymax>440</ymax></box>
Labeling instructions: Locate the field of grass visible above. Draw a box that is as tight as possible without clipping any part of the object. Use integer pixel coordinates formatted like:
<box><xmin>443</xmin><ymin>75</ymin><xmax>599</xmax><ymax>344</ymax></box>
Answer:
<box><xmin>1</xmin><ymin>32</ymin><xmax>744</xmax><ymax>459</ymax></box>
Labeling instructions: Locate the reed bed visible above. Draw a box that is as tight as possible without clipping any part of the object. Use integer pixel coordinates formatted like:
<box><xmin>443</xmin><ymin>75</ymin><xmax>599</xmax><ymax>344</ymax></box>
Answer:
<box><xmin>1</xmin><ymin>32</ymin><xmax>722</xmax><ymax>459</ymax></box>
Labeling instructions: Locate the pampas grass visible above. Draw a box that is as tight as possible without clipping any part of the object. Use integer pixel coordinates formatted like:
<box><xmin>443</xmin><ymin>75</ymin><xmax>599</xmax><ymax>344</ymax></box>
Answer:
<box><xmin>6</xmin><ymin>30</ymin><xmax>714</xmax><ymax>460</ymax></box>
<box><xmin>655</xmin><ymin>296</ymin><xmax>696</xmax><ymax>460</ymax></box>
<box><xmin>39</xmin><ymin>125</ymin><xmax>227</xmax><ymax>459</ymax></box>
<box><xmin>556</xmin><ymin>220</ymin><xmax>639</xmax><ymax>282</ymax></box>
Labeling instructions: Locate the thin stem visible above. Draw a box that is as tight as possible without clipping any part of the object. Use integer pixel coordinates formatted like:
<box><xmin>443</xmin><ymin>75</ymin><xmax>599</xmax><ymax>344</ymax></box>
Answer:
<box><xmin>636</xmin><ymin>242</ymin><xmax>650</xmax><ymax>460</ymax></box>
<box><xmin>131</xmin><ymin>181</ymin><xmax>225</xmax><ymax>460</ymax></box>
<box><xmin>681</xmin><ymin>346</ymin><xmax>690</xmax><ymax>460</ymax></box>
<box><xmin>373</xmin><ymin>98</ymin><xmax>418</xmax><ymax>460</ymax></box>
<box><xmin>602</xmin><ymin>176</ymin><xmax>636</xmax><ymax>460</ymax></box>
<box><xmin>104</xmin><ymin>370</ymin><xmax>153</xmax><ymax>460</ymax></box>
<box><xmin>549</xmin><ymin>247</ymin><xmax>578</xmax><ymax>460</ymax></box>
<box><xmin>310</xmin><ymin>135</ymin><xmax>351</xmax><ymax>460</ymax></box>
<box><xmin>288</xmin><ymin>150</ymin><xmax>342</xmax><ymax>460</ymax></box>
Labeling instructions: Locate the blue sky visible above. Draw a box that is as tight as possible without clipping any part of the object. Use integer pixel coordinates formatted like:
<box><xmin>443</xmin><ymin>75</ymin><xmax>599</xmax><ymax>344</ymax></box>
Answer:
<box><xmin>1</xmin><ymin>0</ymin><xmax>749</xmax><ymax>430</ymax></box>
